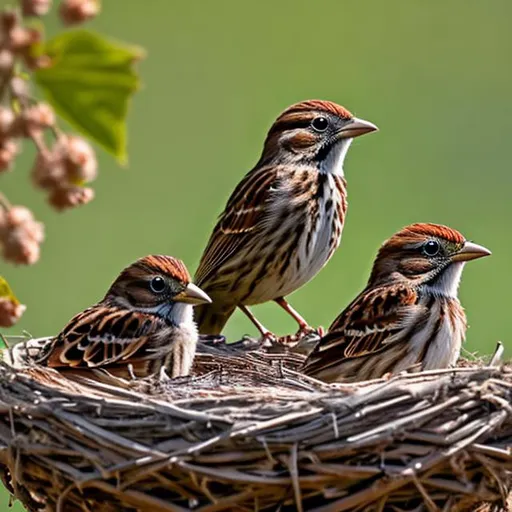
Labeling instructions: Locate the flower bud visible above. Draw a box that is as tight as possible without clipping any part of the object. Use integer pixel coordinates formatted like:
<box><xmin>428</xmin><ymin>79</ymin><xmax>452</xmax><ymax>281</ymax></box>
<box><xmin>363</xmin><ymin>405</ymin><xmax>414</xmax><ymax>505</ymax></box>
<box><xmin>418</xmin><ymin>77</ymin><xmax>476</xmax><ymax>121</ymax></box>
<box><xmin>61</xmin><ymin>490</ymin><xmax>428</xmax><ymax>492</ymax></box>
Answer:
<box><xmin>59</xmin><ymin>0</ymin><xmax>99</xmax><ymax>25</ymax></box>
<box><xmin>2</xmin><ymin>234</ymin><xmax>41</xmax><ymax>265</ymax></box>
<box><xmin>0</xmin><ymin>139</ymin><xmax>18</xmax><ymax>173</ymax></box>
<box><xmin>0</xmin><ymin>206</ymin><xmax>44</xmax><ymax>265</ymax></box>
<box><xmin>9</xmin><ymin>77</ymin><xmax>30</xmax><ymax>103</ymax></box>
<box><xmin>0</xmin><ymin>297</ymin><xmax>26</xmax><ymax>328</ymax></box>
<box><xmin>19</xmin><ymin>103</ymin><xmax>56</xmax><ymax>136</ymax></box>
<box><xmin>5</xmin><ymin>205</ymin><xmax>34</xmax><ymax>228</ymax></box>
<box><xmin>22</xmin><ymin>0</ymin><xmax>53</xmax><ymax>17</ymax></box>
<box><xmin>9</xmin><ymin>27</ymin><xmax>41</xmax><ymax>52</ymax></box>
<box><xmin>0</xmin><ymin>107</ymin><xmax>15</xmax><ymax>137</ymax></box>
<box><xmin>0</xmin><ymin>10</ymin><xmax>19</xmax><ymax>33</ymax></box>
<box><xmin>31</xmin><ymin>149</ymin><xmax>66</xmax><ymax>190</ymax></box>
<box><xmin>29</xmin><ymin>103</ymin><xmax>55</xmax><ymax>128</ymax></box>
<box><xmin>0</xmin><ymin>49</ymin><xmax>14</xmax><ymax>74</ymax></box>
<box><xmin>59</xmin><ymin>135</ymin><xmax>97</xmax><ymax>183</ymax></box>
<box><xmin>48</xmin><ymin>185</ymin><xmax>94</xmax><ymax>211</ymax></box>
<box><xmin>23</xmin><ymin>218</ymin><xmax>44</xmax><ymax>244</ymax></box>
<box><xmin>23</xmin><ymin>54</ymin><xmax>52</xmax><ymax>70</ymax></box>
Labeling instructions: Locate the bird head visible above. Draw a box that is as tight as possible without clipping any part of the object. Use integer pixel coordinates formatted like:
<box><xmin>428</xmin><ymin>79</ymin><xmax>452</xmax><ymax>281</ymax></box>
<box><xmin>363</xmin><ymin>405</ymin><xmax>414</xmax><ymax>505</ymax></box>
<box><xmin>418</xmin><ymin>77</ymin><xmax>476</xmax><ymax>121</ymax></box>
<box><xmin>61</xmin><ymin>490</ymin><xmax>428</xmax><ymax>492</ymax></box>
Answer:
<box><xmin>369</xmin><ymin>223</ymin><xmax>491</xmax><ymax>297</ymax></box>
<box><xmin>106</xmin><ymin>255</ymin><xmax>211</xmax><ymax>318</ymax></box>
<box><xmin>259</xmin><ymin>100</ymin><xmax>377</xmax><ymax>173</ymax></box>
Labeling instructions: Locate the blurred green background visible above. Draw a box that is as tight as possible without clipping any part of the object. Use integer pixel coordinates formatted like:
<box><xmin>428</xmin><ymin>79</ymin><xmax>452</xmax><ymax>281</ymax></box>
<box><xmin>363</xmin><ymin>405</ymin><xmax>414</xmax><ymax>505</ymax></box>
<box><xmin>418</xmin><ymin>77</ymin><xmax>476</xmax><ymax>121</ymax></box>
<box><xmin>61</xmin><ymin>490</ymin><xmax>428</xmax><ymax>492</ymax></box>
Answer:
<box><xmin>1</xmin><ymin>0</ymin><xmax>511</xmax><ymax>507</ymax></box>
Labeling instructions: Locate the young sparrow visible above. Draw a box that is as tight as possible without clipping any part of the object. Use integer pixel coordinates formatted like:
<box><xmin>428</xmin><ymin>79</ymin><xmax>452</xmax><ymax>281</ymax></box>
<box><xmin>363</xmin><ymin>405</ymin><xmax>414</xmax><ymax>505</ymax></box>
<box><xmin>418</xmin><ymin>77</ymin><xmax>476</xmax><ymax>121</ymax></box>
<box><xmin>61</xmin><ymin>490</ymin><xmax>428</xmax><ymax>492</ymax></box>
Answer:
<box><xmin>194</xmin><ymin>100</ymin><xmax>377</xmax><ymax>338</ymax></box>
<box><xmin>38</xmin><ymin>255</ymin><xmax>211</xmax><ymax>379</ymax></box>
<box><xmin>303</xmin><ymin>223</ymin><xmax>491</xmax><ymax>383</ymax></box>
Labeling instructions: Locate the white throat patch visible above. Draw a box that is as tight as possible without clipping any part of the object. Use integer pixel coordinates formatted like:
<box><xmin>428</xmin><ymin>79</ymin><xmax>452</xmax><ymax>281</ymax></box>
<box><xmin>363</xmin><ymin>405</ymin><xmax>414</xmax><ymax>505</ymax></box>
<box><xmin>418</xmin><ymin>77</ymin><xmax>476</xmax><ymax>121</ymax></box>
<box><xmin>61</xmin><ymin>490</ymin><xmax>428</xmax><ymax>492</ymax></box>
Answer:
<box><xmin>319</xmin><ymin>138</ymin><xmax>353</xmax><ymax>176</ymax></box>
<box><xmin>427</xmin><ymin>262</ymin><xmax>465</xmax><ymax>298</ymax></box>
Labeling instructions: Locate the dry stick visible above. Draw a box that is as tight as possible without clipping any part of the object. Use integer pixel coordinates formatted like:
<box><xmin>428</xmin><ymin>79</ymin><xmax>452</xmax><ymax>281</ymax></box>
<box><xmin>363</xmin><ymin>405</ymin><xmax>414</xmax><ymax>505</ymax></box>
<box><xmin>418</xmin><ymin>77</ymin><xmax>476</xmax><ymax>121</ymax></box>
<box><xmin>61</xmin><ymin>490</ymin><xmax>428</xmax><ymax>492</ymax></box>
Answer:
<box><xmin>63</xmin><ymin>480</ymin><xmax>188</xmax><ymax>512</ymax></box>
<box><xmin>410</xmin><ymin>473</ymin><xmax>440</xmax><ymax>512</ymax></box>
<box><xmin>195</xmin><ymin>488</ymin><xmax>271</xmax><ymax>512</ymax></box>
<box><xmin>473</xmin><ymin>452</ymin><xmax>509</xmax><ymax>503</ymax></box>
<box><xmin>289</xmin><ymin>442</ymin><xmax>303</xmax><ymax>512</ymax></box>
<box><xmin>0</xmin><ymin>360</ymin><xmax>510</xmax><ymax>510</ymax></box>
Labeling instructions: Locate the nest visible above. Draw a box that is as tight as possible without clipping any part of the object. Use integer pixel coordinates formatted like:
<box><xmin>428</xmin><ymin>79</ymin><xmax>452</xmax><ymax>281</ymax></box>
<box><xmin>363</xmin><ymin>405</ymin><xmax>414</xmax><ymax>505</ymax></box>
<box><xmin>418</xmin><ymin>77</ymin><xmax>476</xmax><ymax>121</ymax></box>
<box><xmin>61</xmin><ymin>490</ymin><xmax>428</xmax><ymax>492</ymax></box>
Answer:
<box><xmin>0</xmin><ymin>340</ymin><xmax>510</xmax><ymax>512</ymax></box>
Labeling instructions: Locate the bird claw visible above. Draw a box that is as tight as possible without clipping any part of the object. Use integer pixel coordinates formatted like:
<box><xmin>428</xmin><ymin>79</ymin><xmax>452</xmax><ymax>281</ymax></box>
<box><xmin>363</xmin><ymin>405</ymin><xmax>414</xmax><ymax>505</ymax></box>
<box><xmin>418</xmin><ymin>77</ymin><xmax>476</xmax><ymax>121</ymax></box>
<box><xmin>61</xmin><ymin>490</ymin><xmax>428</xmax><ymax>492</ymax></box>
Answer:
<box><xmin>198</xmin><ymin>334</ymin><xmax>227</xmax><ymax>346</ymax></box>
<box><xmin>259</xmin><ymin>331</ymin><xmax>279</xmax><ymax>346</ymax></box>
<box><xmin>296</xmin><ymin>324</ymin><xmax>325</xmax><ymax>339</ymax></box>
<box><xmin>159</xmin><ymin>366</ymin><xmax>172</xmax><ymax>382</ymax></box>
<box><xmin>279</xmin><ymin>325</ymin><xmax>324</xmax><ymax>345</ymax></box>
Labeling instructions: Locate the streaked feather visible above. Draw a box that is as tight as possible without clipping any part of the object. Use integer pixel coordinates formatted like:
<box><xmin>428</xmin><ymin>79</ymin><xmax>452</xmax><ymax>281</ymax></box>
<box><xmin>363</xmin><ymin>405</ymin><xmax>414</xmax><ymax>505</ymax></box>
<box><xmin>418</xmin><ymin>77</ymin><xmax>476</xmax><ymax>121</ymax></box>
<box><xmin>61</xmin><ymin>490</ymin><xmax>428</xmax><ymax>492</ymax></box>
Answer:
<box><xmin>304</xmin><ymin>223</ymin><xmax>480</xmax><ymax>383</ymax></box>
<box><xmin>194</xmin><ymin>100</ymin><xmax>374</xmax><ymax>335</ymax></box>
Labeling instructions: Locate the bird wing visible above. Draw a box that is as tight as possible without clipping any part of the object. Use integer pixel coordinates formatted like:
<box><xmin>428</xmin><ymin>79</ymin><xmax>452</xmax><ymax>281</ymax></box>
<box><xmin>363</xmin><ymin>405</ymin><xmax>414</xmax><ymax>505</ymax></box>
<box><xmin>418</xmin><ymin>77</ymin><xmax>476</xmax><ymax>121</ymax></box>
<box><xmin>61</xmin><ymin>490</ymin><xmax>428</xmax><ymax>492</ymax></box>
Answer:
<box><xmin>194</xmin><ymin>165</ymin><xmax>279</xmax><ymax>287</ymax></box>
<box><xmin>41</xmin><ymin>305</ymin><xmax>169</xmax><ymax>369</ymax></box>
<box><xmin>303</xmin><ymin>283</ymin><xmax>423</xmax><ymax>375</ymax></box>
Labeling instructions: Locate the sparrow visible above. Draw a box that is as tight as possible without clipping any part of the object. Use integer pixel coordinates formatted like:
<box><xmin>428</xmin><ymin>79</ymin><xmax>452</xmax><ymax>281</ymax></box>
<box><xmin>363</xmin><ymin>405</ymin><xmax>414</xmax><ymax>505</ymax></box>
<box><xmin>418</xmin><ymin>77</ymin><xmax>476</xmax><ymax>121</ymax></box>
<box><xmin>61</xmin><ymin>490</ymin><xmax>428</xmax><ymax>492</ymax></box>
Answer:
<box><xmin>194</xmin><ymin>100</ymin><xmax>377</xmax><ymax>339</ymax></box>
<box><xmin>303</xmin><ymin>223</ymin><xmax>491</xmax><ymax>382</ymax></box>
<box><xmin>38</xmin><ymin>255</ymin><xmax>211</xmax><ymax>379</ymax></box>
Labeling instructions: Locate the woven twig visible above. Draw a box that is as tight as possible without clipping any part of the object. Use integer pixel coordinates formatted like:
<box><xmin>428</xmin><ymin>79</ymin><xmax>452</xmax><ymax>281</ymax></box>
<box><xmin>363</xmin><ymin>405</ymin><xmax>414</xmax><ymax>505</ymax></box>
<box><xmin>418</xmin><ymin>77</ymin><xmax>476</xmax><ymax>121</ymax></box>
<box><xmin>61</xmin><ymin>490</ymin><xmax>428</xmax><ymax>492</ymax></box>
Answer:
<box><xmin>0</xmin><ymin>342</ymin><xmax>510</xmax><ymax>512</ymax></box>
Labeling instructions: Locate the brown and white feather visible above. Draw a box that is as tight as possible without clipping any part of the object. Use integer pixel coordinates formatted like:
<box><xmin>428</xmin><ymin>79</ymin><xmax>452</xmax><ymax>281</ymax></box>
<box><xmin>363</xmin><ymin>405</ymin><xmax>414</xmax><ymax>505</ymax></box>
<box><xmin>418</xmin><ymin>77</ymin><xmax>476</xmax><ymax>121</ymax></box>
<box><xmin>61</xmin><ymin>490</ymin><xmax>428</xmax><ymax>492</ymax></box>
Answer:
<box><xmin>195</xmin><ymin>100</ymin><xmax>375</xmax><ymax>335</ymax></box>
<box><xmin>304</xmin><ymin>223</ymin><xmax>488</xmax><ymax>383</ymax></box>
<box><xmin>38</xmin><ymin>255</ymin><xmax>205</xmax><ymax>379</ymax></box>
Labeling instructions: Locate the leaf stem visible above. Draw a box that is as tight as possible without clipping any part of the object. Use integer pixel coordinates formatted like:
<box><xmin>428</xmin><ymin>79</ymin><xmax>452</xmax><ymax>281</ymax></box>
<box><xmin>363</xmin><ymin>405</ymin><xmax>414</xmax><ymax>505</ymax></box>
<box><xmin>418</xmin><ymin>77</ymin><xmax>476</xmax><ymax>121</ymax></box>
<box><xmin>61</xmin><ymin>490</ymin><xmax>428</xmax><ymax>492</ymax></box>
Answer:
<box><xmin>0</xmin><ymin>70</ymin><xmax>13</xmax><ymax>104</ymax></box>
<box><xmin>0</xmin><ymin>191</ymin><xmax>12</xmax><ymax>211</ymax></box>
<box><xmin>28</xmin><ymin>128</ymin><xmax>48</xmax><ymax>154</ymax></box>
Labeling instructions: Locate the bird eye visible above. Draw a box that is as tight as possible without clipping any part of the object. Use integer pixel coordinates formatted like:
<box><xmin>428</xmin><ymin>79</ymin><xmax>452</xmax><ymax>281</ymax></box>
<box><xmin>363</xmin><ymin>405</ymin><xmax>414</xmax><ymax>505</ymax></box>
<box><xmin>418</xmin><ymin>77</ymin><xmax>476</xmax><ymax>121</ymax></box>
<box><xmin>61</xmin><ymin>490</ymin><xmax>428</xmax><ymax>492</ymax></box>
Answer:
<box><xmin>311</xmin><ymin>116</ymin><xmax>329</xmax><ymax>132</ymax></box>
<box><xmin>149</xmin><ymin>276</ymin><xmax>167</xmax><ymax>293</ymax></box>
<box><xmin>422</xmin><ymin>240</ymin><xmax>440</xmax><ymax>257</ymax></box>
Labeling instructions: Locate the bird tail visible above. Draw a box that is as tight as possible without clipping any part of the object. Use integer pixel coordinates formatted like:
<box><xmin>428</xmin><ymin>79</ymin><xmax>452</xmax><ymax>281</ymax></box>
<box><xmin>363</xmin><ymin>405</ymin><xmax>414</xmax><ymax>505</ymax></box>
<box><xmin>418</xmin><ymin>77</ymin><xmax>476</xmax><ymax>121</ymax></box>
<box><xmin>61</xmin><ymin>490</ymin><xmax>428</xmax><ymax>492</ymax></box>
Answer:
<box><xmin>194</xmin><ymin>301</ymin><xmax>236</xmax><ymax>335</ymax></box>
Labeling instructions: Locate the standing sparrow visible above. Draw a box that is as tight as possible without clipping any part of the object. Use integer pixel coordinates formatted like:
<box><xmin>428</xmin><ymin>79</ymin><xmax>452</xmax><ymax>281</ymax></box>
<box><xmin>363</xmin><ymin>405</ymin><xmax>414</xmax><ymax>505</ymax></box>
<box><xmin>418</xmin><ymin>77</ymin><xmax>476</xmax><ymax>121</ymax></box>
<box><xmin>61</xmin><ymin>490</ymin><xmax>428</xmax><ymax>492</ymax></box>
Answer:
<box><xmin>38</xmin><ymin>255</ymin><xmax>211</xmax><ymax>379</ymax></box>
<box><xmin>194</xmin><ymin>100</ymin><xmax>377</xmax><ymax>338</ymax></box>
<box><xmin>303</xmin><ymin>223</ymin><xmax>491</xmax><ymax>382</ymax></box>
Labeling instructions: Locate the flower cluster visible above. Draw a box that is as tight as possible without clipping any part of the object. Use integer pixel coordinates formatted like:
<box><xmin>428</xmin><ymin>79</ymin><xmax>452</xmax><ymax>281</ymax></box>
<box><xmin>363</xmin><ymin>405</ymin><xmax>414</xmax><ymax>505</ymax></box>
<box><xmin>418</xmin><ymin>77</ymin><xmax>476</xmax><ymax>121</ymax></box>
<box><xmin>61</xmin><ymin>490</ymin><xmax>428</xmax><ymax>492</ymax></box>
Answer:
<box><xmin>0</xmin><ymin>204</ymin><xmax>44</xmax><ymax>265</ymax></box>
<box><xmin>0</xmin><ymin>0</ymin><xmax>101</xmax><ymax>327</ymax></box>
<box><xmin>0</xmin><ymin>0</ymin><xmax>100</xmax><ymax>269</ymax></box>
<box><xmin>0</xmin><ymin>295</ymin><xmax>26</xmax><ymax>327</ymax></box>
<box><xmin>32</xmin><ymin>134</ymin><xmax>97</xmax><ymax>211</ymax></box>
<box><xmin>22</xmin><ymin>0</ymin><xmax>99</xmax><ymax>24</ymax></box>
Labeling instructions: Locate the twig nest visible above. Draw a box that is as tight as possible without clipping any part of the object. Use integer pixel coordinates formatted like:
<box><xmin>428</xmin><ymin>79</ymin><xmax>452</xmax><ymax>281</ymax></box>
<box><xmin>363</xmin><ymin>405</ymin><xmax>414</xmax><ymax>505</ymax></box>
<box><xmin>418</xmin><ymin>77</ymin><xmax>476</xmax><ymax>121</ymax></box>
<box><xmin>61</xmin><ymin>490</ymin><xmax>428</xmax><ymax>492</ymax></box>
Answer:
<box><xmin>0</xmin><ymin>342</ymin><xmax>509</xmax><ymax>511</ymax></box>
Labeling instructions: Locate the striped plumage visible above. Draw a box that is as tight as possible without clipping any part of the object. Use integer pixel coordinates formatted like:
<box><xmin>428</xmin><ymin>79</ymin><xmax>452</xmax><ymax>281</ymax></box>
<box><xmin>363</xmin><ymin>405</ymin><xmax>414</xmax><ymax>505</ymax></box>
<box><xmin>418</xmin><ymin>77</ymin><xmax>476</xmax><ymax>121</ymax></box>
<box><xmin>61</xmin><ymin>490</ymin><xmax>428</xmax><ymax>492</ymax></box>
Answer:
<box><xmin>38</xmin><ymin>255</ymin><xmax>211</xmax><ymax>379</ymax></box>
<box><xmin>194</xmin><ymin>100</ymin><xmax>377</xmax><ymax>337</ymax></box>
<box><xmin>303</xmin><ymin>223</ymin><xmax>491</xmax><ymax>382</ymax></box>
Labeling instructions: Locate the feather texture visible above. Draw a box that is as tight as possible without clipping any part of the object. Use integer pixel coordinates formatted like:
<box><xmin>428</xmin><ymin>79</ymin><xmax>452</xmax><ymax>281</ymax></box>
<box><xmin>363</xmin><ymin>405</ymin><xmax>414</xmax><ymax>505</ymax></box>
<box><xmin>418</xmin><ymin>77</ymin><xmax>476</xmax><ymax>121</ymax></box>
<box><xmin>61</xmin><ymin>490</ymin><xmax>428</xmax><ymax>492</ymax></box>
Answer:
<box><xmin>194</xmin><ymin>100</ymin><xmax>376</xmax><ymax>336</ymax></box>
<box><xmin>304</xmin><ymin>223</ymin><xmax>489</xmax><ymax>383</ymax></box>
<box><xmin>39</xmin><ymin>255</ymin><xmax>207</xmax><ymax>379</ymax></box>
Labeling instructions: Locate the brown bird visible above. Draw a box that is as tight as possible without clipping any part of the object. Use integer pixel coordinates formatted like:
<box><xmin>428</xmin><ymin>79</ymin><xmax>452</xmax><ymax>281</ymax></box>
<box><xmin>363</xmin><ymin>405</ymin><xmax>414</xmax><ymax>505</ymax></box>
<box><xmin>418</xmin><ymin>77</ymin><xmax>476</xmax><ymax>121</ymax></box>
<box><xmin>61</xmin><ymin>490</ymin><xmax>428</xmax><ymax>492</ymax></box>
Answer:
<box><xmin>194</xmin><ymin>100</ymin><xmax>377</xmax><ymax>339</ymax></box>
<box><xmin>38</xmin><ymin>255</ymin><xmax>211</xmax><ymax>379</ymax></box>
<box><xmin>303</xmin><ymin>223</ymin><xmax>491</xmax><ymax>383</ymax></box>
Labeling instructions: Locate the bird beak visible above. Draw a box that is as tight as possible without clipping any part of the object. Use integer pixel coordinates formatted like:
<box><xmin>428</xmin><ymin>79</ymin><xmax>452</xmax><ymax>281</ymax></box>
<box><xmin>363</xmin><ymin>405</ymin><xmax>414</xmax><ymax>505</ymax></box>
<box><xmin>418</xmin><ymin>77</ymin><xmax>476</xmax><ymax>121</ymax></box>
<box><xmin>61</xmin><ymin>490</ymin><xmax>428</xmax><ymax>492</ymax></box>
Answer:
<box><xmin>174</xmin><ymin>283</ymin><xmax>212</xmax><ymax>305</ymax></box>
<box><xmin>452</xmin><ymin>241</ymin><xmax>492</xmax><ymax>262</ymax></box>
<box><xmin>338</xmin><ymin>117</ymin><xmax>378</xmax><ymax>139</ymax></box>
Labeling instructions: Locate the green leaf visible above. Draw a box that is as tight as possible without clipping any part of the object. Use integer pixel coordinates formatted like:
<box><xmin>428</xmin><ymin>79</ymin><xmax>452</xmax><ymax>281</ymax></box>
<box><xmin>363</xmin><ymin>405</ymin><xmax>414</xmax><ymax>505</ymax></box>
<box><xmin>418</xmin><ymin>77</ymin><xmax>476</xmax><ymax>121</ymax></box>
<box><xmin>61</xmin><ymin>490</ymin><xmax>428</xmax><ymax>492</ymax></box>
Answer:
<box><xmin>34</xmin><ymin>30</ymin><xmax>144</xmax><ymax>162</ymax></box>
<box><xmin>0</xmin><ymin>276</ymin><xmax>20</xmax><ymax>305</ymax></box>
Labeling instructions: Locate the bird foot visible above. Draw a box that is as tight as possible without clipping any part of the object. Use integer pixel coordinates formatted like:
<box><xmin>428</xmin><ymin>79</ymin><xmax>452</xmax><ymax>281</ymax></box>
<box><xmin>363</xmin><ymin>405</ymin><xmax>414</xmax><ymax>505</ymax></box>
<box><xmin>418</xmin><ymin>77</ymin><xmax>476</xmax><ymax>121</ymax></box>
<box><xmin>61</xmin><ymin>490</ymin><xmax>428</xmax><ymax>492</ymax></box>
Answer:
<box><xmin>290</xmin><ymin>330</ymin><xmax>323</xmax><ymax>356</ymax></box>
<box><xmin>198</xmin><ymin>334</ymin><xmax>227</xmax><ymax>346</ymax></box>
<box><xmin>281</xmin><ymin>325</ymin><xmax>325</xmax><ymax>345</ymax></box>
<box><xmin>158</xmin><ymin>366</ymin><xmax>172</xmax><ymax>383</ymax></box>
<box><xmin>259</xmin><ymin>330</ymin><xmax>279</xmax><ymax>346</ymax></box>
<box><xmin>266</xmin><ymin>326</ymin><xmax>323</xmax><ymax>356</ymax></box>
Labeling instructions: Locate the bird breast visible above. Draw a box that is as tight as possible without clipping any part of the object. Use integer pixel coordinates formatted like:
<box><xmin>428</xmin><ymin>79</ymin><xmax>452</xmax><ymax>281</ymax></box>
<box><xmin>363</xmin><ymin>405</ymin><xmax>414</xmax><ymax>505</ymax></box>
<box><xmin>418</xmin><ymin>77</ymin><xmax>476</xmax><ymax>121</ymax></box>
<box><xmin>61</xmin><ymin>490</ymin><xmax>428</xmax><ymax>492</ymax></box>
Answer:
<box><xmin>398</xmin><ymin>296</ymin><xmax>467</xmax><ymax>371</ymax></box>
<box><xmin>162</xmin><ymin>303</ymin><xmax>198</xmax><ymax>377</ymax></box>
<box><xmin>258</xmin><ymin>170</ymin><xmax>347</xmax><ymax>300</ymax></box>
